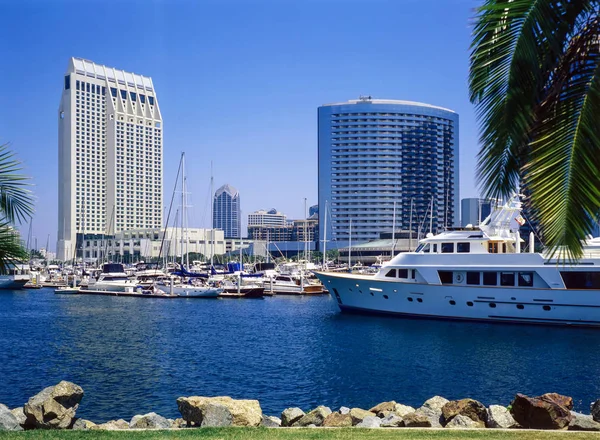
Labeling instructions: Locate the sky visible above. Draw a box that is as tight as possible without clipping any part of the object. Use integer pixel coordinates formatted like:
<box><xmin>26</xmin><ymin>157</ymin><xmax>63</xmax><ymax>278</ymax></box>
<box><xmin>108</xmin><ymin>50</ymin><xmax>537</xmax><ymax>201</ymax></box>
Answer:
<box><xmin>0</xmin><ymin>0</ymin><xmax>481</xmax><ymax>252</ymax></box>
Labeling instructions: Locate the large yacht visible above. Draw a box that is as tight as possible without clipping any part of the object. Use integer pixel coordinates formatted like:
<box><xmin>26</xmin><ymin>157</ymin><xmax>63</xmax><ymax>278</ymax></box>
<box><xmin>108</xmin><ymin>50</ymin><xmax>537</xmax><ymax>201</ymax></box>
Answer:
<box><xmin>315</xmin><ymin>196</ymin><xmax>600</xmax><ymax>327</ymax></box>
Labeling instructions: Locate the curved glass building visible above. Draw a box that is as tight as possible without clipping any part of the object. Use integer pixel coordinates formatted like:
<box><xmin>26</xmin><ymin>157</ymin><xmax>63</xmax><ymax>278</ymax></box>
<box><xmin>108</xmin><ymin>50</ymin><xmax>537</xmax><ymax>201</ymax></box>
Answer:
<box><xmin>318</xmin><ymin>97</ymin><xmax>459</xmax><ymax>248</ymax></box>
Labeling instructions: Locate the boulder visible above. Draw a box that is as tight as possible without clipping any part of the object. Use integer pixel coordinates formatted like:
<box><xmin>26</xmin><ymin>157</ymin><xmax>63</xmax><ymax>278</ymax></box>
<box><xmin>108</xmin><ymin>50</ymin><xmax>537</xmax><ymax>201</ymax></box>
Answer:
<box><xmin>369</xmin><ymin>401</ymin><xmax>396</xmax><ymax>415</ymax></box>
<box><xmin>72</xmin><ymin>419</ymin><xmax>96</xmax><ymax>430</ymax></box>
<box><xmin>510</xmin><ymin>393</ymin><xmax>573</xmax><ymax>429</ymax></box>
<box><xmin>349</xmin><ymin>407</ymin><xmax>373</xmax><ymax>425</ymax></box>
<box><xmin>591</xmin><ymin>400</ymin><xmax>600</xmax><ymax>422</ymax></box>
<box><xmin>442</xmin><ymin>398</ymin><xmax>487</xmax><ymax>426</ymax></box>
<box><xmin>281</xmin><ymin>407</ymin><xmax>305</xmax><ymax>427</ymax></box>
<box><xmin>569</xmin><ymin>412</ymin><xmax>600</xmax><ymax>431</ymax></box>
<box><xmin>414</xmin><ymin>407</ymin><xmax>442</xmax><ymax>428</ymax></box>
<box><xmin>177</xmin><ymin>396</ymin><xmax>262</xmax><ymax>427</ymax></box>
<box><xmin>23</xmin><ymin>381</ymin><xmax>84</xmax><ymax>429</ymax></box>
<box><xmin>129</xmin><ymin>412</ymin><xmax>171</xmax><ymax>429</ymax></box>
<box><xmin>10</xmin><ymin>408</ymin><xmax>26</xmax><ymax>429</ymax></box>
<box><xmin>292</xmin><ymin>406</ymin><xmax>331</xmax><ymax>427</ymax></box>
<box><xmin>0</xmin><ymin>404</ymin><xmax>21</xmax><ymax>431</ymax></box>
<box><xmin>339</xmin><ymin>406</ymin><xmax>350</xmax><ymax>415</ymax></box>
<box><xmin>486</xmin><ymin>405</ymin><xmax>518</xmax><ymax>429</ymax></box>
<box><xmin>542</xmin><ymin>393</ymin><xmax>573</xmax><ymax>410</ymax></box>
<box><xmin>445</xmin><ymin>414</ymin><xmax>482</xmax><ymax>429</ymax></box>
<box><xmin>261</xmin><ymin>415</ymin><xmax>281</xmax><ymax>428</ymax></box>
<box><xmin>323</xmin><ymin>413</ymin><xmax>353</xmax><ymax>427</ymax></box>
<box><xmin>422</xmin><ymin>396</ymin><xmax>449</xmax><ymax>412</ymax></box>
<box><xmin>356</xmin><ymin>415</ymin><xmax>381</xmax><ymax>428</ymax></box>
<box><xmin>380</xmin><ymin>413</ymin><xmax>403</xmax><ymax>427</ymax></box>
<box><xmin>402</xmin><ymin>411</ymin><xmax>432</xmax><ymax>427</ymax></box>
<box><xmin>91</xmin><ymin>419</ymin><xmax>129</xmax><ymax>430</ymax></box>
<box><xmin>171</xmin><ymin>418</ymin><xmax>187</xmax><ymax>429</ymax></box>
<box><xmin>394</xmin><ymin>404</ymin><xmax>415</xmax><ymax>418</ymax></box>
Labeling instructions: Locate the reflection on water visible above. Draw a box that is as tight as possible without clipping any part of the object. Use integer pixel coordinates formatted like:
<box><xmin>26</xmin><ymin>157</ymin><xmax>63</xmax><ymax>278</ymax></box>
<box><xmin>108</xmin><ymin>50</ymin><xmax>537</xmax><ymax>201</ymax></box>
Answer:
<box><xmin>0</xmin><ymin>289</ymin><xmax>599</xmax><ymax>422</ymax></box>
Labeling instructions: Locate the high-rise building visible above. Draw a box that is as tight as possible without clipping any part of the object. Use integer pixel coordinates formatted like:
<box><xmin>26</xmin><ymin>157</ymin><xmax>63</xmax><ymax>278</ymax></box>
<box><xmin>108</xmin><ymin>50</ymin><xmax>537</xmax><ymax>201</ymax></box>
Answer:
<box><xmin>318</xmin><ymin>97</ymin><xmax>459</xmax><ymax>248</ymax></box>
<box><xmin>461</xmin><ymin>198</ymin><xmax>492</xmax><ymax>227</ymax></box>
<box><xmin>57</xmin><ymin>57</ymin><xmax>163</xmax><ymax>261</ymax></box>
<box><xmin>247</xmin><ymin>209</ymin><xmax>290</xmax><ymax>241</ymax></box>
<box><xmin>213</xmin><ymin>184</ymin><xmax>241</xmax><ymax>238</ymax></box>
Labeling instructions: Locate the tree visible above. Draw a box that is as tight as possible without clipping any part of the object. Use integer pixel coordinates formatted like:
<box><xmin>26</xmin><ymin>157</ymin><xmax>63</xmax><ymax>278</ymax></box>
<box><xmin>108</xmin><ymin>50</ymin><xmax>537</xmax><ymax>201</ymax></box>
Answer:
<box><xmin>0</xmin><ymin>144</ymin><xmax>33</xmax><ymax>272</ymax></box>
<box><xmin>470</xmin><ymin>0</ymin><xmax>600</xmax><ymax>258</ymax></box>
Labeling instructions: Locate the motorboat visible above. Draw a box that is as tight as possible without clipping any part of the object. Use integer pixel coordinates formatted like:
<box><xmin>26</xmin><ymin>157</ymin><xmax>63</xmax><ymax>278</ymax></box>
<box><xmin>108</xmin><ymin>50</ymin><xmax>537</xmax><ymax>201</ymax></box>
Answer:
<box><xmin>0</xmin><ymin>264</ymin><xmax>30</xmax><ymax>290</ymax></box>
<box><xmin>315</xmin><ymin>195</ymin><xmax>600</xmax><ymax>327</ymax></box>
<box><xmin>86</xmin><ymin>263</ymin><xmax>138</xmax><ymax>292</ymax></box>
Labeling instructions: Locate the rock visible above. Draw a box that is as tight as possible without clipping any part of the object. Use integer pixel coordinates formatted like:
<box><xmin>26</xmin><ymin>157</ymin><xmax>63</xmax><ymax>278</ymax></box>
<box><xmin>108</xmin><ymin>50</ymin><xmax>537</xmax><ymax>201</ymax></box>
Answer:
<box><xmin>349</xmin><ymin>407</ymin><xmax>374</xmax><ymax>425</ymax></box>
<box><xmin>24</xmin><ymin>381</ymin><xmax>84</xmax><ymax>429</ymax></box>
<box><xmin>510</xmin><ymin>393</ymin><xmax>573</xmax><ymax>429</ymax></box>
<box><xmin>402</xmin><ymin>411</ymin><xmax>432</xmax><ymax>427</ymax></box>
<box><xmin>380</xmin><ymin>413</ymin><xmax>403</xmax><ymax>427</ymax></box>
<box><xmin>422</xmin><ymin>396</ymin><xmax>449</xmax><ymax>412</ymax></box>
<box><xmin>172</xmin><ymin>418</ymin><xmax>187</xmax><ymax>429</ymax></box>
<box><xmin>569</xmin><ymin>412</ymin><xmax>600</xmax><ymax>431</ymax></box>
<box><xmin>394</xmin><ymin>404</ymin><xmax>415</xmax><ymax>418</ymax></box>
<box><xmin>9</xmin><ymin>407</ymin><xmax>26</xmax><ymax>429</ymax></box>
<box><xmin>201</xmin><ymin>403</ymin><xmax>233</xmax><ymax>427</ymax></box>
<box><xmin>261</xmin><ymin>415</ymin><xmax>281</xmax><ymax>428</ymax></box>
<box><xmin>72</xmin><ymin>419</ymin><xmax>96</xmax><ymax>430</ymax></box>
<box><xmin>442</xmin><ymin>398</ymin><xmax>487</xmax><ymax>426</ymax></box>
<box><xmin>356</xmin><ymin>415</ymin><xmax>381</xmax><ymax>428</ymax></box>
<box><xmin>281</xmin><ymin>407</ymin><xmax>305</xmax><ymax>427</ymax></box>
<box><xmin>91</xmin><ymin>419</ymin><xmax>129</xmax><ymax>430</ymax></box>
<box><xmin>592</xmin><ymin>400</ymin><xmax>600</xmax><ymax>422</ymax></box>
<box><xmin>0</xmin><ymin>404</ymin><xmax>21</xmax><ymax>431</ymax></box>
<box><xmin>307</xmin><ymin>424</ymin><xmax>317</xmax><ymax>428</ymax></box>
<box><xmin>369</xmin><ymin>401</ymin><xmax>396</xmax><ymax>415</ymax></box>
<box><xmin>339</xmin><ymin>406</ymin><xmax>350</xmax><ymax>415</ymax></box>
<box><xmin>293</xmin><ymin>406</ymin><xmax>331</xmax><ymax>427</ymax></box>
<box><xmin>445</xmin><ymin>414</ymin><xmax>482</xmax><ymax>429</ymax></box>
<box><xmin>323</xmin><ymin>412</ymin><xmax>353</xmax><ymax>427</ymax></box>
<box><xmin>414</xmin><ymin>407</ymin><xmax>442</xmax><ymax>428</ymax></box>
<box><xmin>129</xmin><ymin>412</ymin><xmax>171</xmax><ymax>429</ymax></box>
<box><xmin>177</xmin><ymin>396</ymin><xmax>262</xmax><ymax>427</ymax></box>
<box><xmin>486</xmin><ymin>405</ymin><xmax>518</xmax><ymax>429</ymax></box>
<box><xmin>542</xmin><ymin>393</ymin><xmax>573</xmax><ymax>410</ymax></box>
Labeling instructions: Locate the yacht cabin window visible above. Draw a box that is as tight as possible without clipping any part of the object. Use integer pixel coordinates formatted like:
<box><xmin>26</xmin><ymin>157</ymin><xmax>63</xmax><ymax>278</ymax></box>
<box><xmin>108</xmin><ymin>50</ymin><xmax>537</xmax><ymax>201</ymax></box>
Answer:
<box><xmin>457</xmin><ymin>242</ymin><xmax>470</xmax><ymax>253</ymax></box>
<box><xmin>518</xmin><ymin>272</ymin><xmax>534</xmax><ymax>287</ymax></box>
<box><xmin>398</xmin><ymin>269</ymin><xmax>408</xmax><ymax>278</ymax></box>
<box><xmin>483</xmin><ymin>271</ymin><xmax>497</xmax><ymax>286</ymax></box>
<box><xmin>385</xmin><ymin>269</ymin><xmax>397</xmax><ymax>278</ymax></box>
<box><xmin>441</xmin><ymin>243</ymin><xmax>454</xmax><ymax>253</ymax></box>
<box><xmin>438</xmin><ymin>271</ymin><xmax>453</xmax><ymax>284</ymax></box>
<box><xmin>466</xmin><ymin>271</ymin><xmax>480</xmax><ymax>285</ymax></box>
<box><xmin>500</xmin><ymin>272</ymin><xmax>515</xmax><ymax>286</ymax></box>
<box><xmin>433</xmin><ymin>244</ymin><xmax>438</xmax><ymax>253</ymax></box>
<box><xmin>411</xmin><ymin>270</ymin><xmax>416</xmax><ymax>279</ymax></box>
<box><xmin>416</xmin><ymin>243</ymin><xmax>430</xmax><ymax>253</ymax></box>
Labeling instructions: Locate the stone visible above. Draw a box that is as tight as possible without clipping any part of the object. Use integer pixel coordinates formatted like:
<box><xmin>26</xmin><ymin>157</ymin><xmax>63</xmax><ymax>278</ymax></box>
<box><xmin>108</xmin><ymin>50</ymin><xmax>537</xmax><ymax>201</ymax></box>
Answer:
<box><xmin>380</xmin><ymin>413</ymin><xmax>403</xmax><ymax>427</ymax></box>
<box><xmin>422</xmin><ymin>396</ymin><xmax>449</xmax><ymax>412</ymax></box>
<box><xmin>177</xmin><ymin>396</ymin><xmax>262</xmax><ymax>427</ymax></box>
<box><xmin>91</xmin><ymin>419</ymin><xmax>129</xmax><ymax>430</ymax></box>
<box><xmin>486</xmin><ymin>405</ymin><xmax>518</xmax><ymax>429</ymax></box>
<box><xmin>323</xmin><ymin>413</ymin><xmax>353</xmax><ymax>427</ymax></box>
<box><xmin>339</xmin><ymin>406</ymin><xmax>350</xmax><ymax>415</ymax></box>
<box><xmin>280</xmin><ymin>407</ymin><xmax>305</xmax><ymax>427</ymax></box>
<box><xmin>9</xmin><ymin>407</ymin><xmax>26</xmax><ymax>429</ymax></box>
<box><xmin>592</xmin><ymin>399</ymin><xmax>600</xmax><ymax>422</ymax></box>
<box><xmin>401</xmin><ymin>411</ymin><xmax>432</xmax><ymax>427</ymax></box>
<box><xmin>292</xmin><ymin>406</ymin><xmax>332</xmax><ymax>427</ymax></box>
<box><xmin>569</xmin><ymin>412</ymin><xmax>600</xmax><ymax>431</ymax></box>
<box><xmin>542</xmin><ymin>393</ymin><xmax>573</xmax><ymax>410</ymax></box>
<box><xmin>442</xmin><ymin>398</ymin><xmax>487</xmax><ymax>426</ymax></box>
<box><xmin>445</xmin><ymin>414</ymin><xmax>482</xmax><ymax>429</ymax></box>
<box><xmin>356</xmin><ymin>415</ymin><xmax>381</xmax><ymax>428</ymax></box>
<box><xmin>23</xmin><ymin>381</ymin><xmax>84</xmax><ymax>429</ymax></box>
<box><xmin>201</xmin><ymin>403</ymin><xmax>233</xmax><ymax>427</ymax></box>
<box><xmin>415</xmin><ymin>407</ymin><xmax>443</xmax><ymax>428</ymax></box>
<box><xmin>172</xmin><ymin>418</ymin><xmax>187</xmax><ymax>429</ymax></box>
<box><xmin>394</xmin><ymin>404</ymin><xmax>415</xmax><ymax>418</ymax></box>
<box><xmin>349</xmin><ymin>407</ymin><xmax>374</xmax><ymax>425</ymax></box>
<box><xmin>261</xmin><ymin>415</ymin><xmax>281</xmax><ymax>428</ymax></box>
<box><xmin>369</xmin><ymin>401</ymin><xmax>396</xmax><ymax>414</ymax></box>
<box><xmin>0</xmin><ymin>404</ymin><xmax>21</xmax><ymax>431</ymax></box>
<box><xmin>72</xmin><ymin>418</ymin><xmax>96</xmax><ymax>430</ymax></box>
<box><xmin>510</xmin><ymin>393</ymin><xmax>573</xmax><ymax>429</ymax></box>
<box><xmin>129</xmin><ymin>412</ymin><xmax>171</xmax><ymax>429</ymax></box>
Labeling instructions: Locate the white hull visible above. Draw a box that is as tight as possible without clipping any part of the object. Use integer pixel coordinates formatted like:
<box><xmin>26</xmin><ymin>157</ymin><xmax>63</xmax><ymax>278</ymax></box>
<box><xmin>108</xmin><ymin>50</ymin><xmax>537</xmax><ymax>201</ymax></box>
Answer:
<box><xmin>172</xmin><ymin>285</ymin><xmax>221</xmax><ymax>298</ymax></box>
<box><xmin>86</xmin><ymin>280</ymin><xmax>139</xmax><ymax>292</ymax></box>
<box><xmin>316</xmin><ymin>272</ymin><xmax>600</xmax><ymax>327</ymax></box>
<box><xmin>0</xmin><ymin>274</ymin><xmax>29</xmax><ymax>290</ymax></box>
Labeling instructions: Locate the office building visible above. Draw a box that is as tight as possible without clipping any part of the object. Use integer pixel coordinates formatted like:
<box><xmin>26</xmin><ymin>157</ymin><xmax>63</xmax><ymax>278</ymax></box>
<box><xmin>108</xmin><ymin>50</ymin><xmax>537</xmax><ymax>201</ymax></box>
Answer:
<box><xmin>213</xmin><ymin>184</ymin><xmax>241</xmax><ymax>238</ymax></box>
<box><xmin>57</xmin><ymin>57</ymin><xmax>163</xmax><ymax>260</ymax></box>
<box><xmin>461</xmin><ymin>198</ymin><xmax>492</xmax><ymax>227</ymax></box>
<box><xmin>318</xmin><ymin>97</ymin><xmax>459</xmax><ymax>248</ymax></box>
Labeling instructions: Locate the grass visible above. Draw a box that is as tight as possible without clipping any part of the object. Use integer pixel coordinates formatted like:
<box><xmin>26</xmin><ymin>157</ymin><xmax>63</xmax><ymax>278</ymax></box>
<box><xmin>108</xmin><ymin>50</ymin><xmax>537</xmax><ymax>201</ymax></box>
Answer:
<box><xmin>1</xmin><ymin>428</ymin><xmax>600</xmax><ymax>440</ymax></box>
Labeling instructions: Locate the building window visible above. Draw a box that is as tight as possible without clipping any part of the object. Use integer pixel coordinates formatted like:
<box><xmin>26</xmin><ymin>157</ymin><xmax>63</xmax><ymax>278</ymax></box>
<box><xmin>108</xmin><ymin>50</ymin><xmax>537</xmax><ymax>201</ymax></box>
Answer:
<box><xmin>130</xmin><ymin>92</ymin><xmax>137</xmax><ymax>101</ymax></box>
<box><xmin>121</xmin><ymin>90</ymin><xmax>127</xmax><ymax>100</ymax></box>
<box><xmin>148</xmin><ymin>96</ymin><xmax>154</xmax><ymax>105</ymax></box>
<box><xmin>64</xmin><ymin>75</ymin><xmax>70</xmax><ymax>90</ymax></box>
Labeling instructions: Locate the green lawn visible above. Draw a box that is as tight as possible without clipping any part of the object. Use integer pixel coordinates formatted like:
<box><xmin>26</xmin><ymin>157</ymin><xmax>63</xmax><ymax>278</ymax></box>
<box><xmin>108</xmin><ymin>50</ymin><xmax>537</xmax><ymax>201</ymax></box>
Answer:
<box><xmin>1</xmin><ymin>428</ymin><xmax>600</xmax><ymax>440</ymax></box>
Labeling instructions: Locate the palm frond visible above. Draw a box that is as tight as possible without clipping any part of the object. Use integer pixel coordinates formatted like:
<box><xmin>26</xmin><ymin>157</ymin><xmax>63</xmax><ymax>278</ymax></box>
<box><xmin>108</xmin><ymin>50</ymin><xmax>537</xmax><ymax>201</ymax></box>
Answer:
<box><xmin>0</xmin><ymin>220</ymin><xmax>28</xmax><ymax>274</ymax></box>
<box><xmin>0</xmin><ymin>143</ymin><xmax>34</xmax><ymax>224</ymax></box>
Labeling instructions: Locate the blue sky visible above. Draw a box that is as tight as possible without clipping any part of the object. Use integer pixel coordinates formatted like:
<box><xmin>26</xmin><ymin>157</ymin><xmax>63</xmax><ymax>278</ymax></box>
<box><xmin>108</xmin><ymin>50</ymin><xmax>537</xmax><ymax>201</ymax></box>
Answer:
<box><xmin>0</xmin><ymin>0</ymin><xmax>480</xmax><ymax>251</ymax></box>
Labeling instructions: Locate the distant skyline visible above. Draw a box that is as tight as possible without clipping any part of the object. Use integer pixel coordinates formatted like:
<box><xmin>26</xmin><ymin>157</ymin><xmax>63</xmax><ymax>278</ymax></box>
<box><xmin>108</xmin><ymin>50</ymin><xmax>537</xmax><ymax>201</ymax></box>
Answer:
<box><xmin>0</xmin><ymin>0</ymin><xmax>479</xmax><ymax>252</ymax></box>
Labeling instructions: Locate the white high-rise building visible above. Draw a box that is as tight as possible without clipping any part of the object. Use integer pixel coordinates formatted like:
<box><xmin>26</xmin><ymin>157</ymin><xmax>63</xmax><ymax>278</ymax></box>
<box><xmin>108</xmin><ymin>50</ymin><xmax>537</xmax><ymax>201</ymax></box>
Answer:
<box><xmin>57</xmin><ymin>57</ymin><xmax>163</xmax><ymax>261</ymax></box>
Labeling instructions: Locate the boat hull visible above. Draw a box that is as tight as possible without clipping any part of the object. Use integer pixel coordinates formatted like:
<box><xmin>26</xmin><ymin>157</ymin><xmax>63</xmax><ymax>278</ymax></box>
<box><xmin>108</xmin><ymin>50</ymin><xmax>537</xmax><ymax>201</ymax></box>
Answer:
<box><xmin>0</xmin><ymin>275</ymin><xmax>28</xmax><ymax>290</ymax></box>
<box><xmin>315</xmin><ymin>272</ymin><xmax>600</xmax><ymax>327</ymax></box>
<box><xmin>173</xmin><ymin>286</ymin><xmax>222</xmax><ymax>298</ymax></box>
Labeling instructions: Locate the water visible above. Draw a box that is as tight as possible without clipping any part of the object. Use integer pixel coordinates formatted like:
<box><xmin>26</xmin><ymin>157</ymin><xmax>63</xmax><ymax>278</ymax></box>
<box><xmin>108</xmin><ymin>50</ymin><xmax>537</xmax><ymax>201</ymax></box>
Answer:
<box><xmin>1</xmin><ymin>288</ymin><xmax>600</xmax><ymax>422</ymax></box>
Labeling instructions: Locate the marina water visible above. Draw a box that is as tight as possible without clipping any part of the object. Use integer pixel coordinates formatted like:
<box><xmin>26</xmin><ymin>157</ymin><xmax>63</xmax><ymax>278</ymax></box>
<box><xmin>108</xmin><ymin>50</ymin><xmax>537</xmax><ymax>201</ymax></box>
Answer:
<box><xmin>1</xmin><ymin>289</ymin><xmax>600</xmax><ymax>422</ymax></box>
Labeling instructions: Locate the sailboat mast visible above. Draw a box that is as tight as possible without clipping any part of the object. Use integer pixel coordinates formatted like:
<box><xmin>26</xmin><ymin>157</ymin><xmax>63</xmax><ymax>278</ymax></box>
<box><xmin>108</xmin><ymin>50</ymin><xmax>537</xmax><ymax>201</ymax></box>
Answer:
<box><xmin>322</xmin><ymin>200</ymin><xmax>327</xmax><ymax>269</ymax></box>
<box><xmin>409</xmin><ymin>198</ymin><xmax>413</xmax><ymax>251</ymax></box>
<box><xmin>429</xmin><ymin>196</ymin><xmax>433</xmax><ymax>234</ymax></box>
<box><xmin>180</xmin><ymin>152</ymin><xmax>185</xmax><ymax>267</ymax></box>
<box><xmin>210</xmin><ymin>161</ymin><xmax>214</xmax><ymax>267</ymax></box>
<box><xmin>391</xmin><ymin>201</ymin><xmax>396</xmax><ymax>258</ymax></box>
<box><xmin>348</xmin><ymin>218</ymin><xmax>352</xmax><ymax>271</ymax></box>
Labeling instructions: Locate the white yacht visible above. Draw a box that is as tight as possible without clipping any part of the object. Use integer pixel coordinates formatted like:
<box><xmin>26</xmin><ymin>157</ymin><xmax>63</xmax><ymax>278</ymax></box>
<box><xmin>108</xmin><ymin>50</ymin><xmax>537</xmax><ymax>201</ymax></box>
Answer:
<box><xmin>315</xmin><ymin>196</ymin><xmax>600</xmax><ymax>327</ymax></box>
<box><xmin>172</xmin><ymin>283</ymin><xmax>222</xmax><ymax>298</ymax></box>
<box><xmin>86</xmin><ymin>263</ymin><xmax>138</xmax><ymax>292</ymax></box>
<box><xmin>0</xmin><ymin>264</ymin><xmax>30</xmax><ymax>290</ymax></box>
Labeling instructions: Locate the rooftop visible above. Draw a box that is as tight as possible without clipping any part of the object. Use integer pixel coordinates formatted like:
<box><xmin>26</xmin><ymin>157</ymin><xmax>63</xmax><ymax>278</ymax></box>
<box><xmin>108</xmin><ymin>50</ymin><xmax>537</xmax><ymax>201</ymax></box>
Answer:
<box><xmin>67</xmin><ymin>57</ymin><xmax>154</xmax><ymax>91</ymax></box>
<box><xmin>215</xmin><ymin>184</ymin><xmax>239</xmax><ymax>197</ymax></box>
<box><xmin>321</xmin><ymin>96</ymin><xmax>455</xmax><ymax>113</ymax></box>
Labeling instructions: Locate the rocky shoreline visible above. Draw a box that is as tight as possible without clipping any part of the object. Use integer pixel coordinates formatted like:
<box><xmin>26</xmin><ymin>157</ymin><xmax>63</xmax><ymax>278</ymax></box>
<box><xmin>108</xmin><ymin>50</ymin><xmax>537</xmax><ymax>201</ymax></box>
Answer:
<box><xmin>2</xmin><ymin>381</ymin><xmax>600</xmax><ymax>432</ymax></box>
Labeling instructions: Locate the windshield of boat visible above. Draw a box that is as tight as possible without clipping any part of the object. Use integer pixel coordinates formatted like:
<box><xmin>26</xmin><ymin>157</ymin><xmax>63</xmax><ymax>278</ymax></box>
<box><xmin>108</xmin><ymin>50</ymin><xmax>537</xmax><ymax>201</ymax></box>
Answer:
<box><xmin>415</xmin><ymin>243</ymin><xmax>430</xmax><ymax>253</ymax></box>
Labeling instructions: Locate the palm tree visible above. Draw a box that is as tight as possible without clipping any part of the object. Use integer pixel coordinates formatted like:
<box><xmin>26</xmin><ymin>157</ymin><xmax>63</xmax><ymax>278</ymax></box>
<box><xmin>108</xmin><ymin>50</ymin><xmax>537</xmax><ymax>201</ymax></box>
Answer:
<box><xmin>0</xmin><ymin>143</ymin><xmax>33</xmax><ymax>272</ymax></box>
<box><xmin>470</xmin><ymin>0</ymin><xmax>600</xmax><ymax>258</ymax></box>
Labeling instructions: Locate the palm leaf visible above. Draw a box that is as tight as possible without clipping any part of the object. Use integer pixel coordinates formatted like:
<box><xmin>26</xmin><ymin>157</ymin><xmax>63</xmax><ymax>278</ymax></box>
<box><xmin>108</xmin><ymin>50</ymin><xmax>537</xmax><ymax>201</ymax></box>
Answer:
<box><xmin>0</xmin><ymin>143</ymin><xmax>34</xmax><ymax>224</ymax></box>
<box><xmin>0</xmin><ymin>220</ymin><xmax>28</xmax><ymax>274</ymax></box>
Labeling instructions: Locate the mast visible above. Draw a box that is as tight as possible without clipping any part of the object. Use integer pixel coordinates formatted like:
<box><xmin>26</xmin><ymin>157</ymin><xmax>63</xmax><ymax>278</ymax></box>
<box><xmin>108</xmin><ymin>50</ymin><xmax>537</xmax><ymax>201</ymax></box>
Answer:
<box><xmin>303</xmin><ymin>198</ymin><xmax>307</xmax><ymax>273</ymax></box>
<box><xmin>429</xmin><ymin>196</ymin><xmax>433</xmax><ymax>234</ymax></box>
<box><xmin>409</xmin><ymin>198</ymin><xmax>413</xmax><ymax>251</ymax></box>
<box><xmin>391</xmin><ymin>200</ymin><xmax>396</xmax><ymax>259</ymax></box>
<box><xmin>348</xmin><ymin>218</ymin><xmax>352</xmax><ymax>272</ymax></box>
<box><xmin>210</xmin><ymin>161</ymin><xmax>214</xmax><ymax>267</ymax></box>
<box><xmin>322</xmin><ymin>200</ymin><xmax>327</xmax><ymax>269</ymax></box>
<box><xmin>180</xmin><ymin>152</ymin><xmax>185</xmax><ymax>268</ymax></box>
